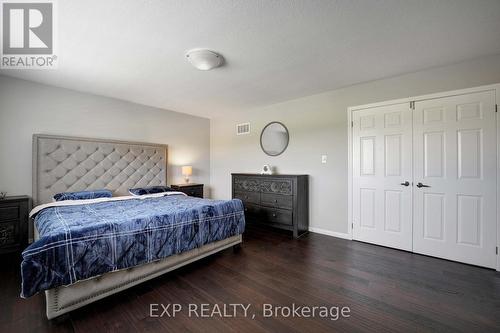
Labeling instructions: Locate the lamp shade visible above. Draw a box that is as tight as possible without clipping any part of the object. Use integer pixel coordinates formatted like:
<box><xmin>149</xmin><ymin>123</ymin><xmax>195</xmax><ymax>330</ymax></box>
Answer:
<box><xmin>181</xmin><ymin>166</ymin><xmax>193</xmax><ymax>176</ymax></box>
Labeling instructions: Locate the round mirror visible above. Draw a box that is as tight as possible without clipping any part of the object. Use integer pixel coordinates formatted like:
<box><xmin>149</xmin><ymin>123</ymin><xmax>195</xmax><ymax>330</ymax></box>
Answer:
<box><xmin>260</xmin><ymin>122</ymin><xmax>289</xmax><ymax>156</ymax></box>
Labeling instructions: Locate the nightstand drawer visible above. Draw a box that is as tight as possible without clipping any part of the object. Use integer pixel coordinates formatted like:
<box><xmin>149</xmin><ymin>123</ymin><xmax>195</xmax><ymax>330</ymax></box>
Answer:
<box><xmin>0</xmin><ymin>220</ymin><xmax>19</xmax><ymax>246</ymax></box>
<box><xmin>184</xmin><ymin>187</ymin><xmax>203</xmax><ymax>197</ymax></box>
<box><xmin>0</xmin><ymin>196</ymin><xmax>30</xmax><ymax>254</ymax></box>
<box><xmin>171</xmin><ymin>184</ymin><xmax>204</xmax><ymax>198</ymax></box>
<box><xmin>0</xmin><ymin>206</ymin><xmax>19</xmax><ymax>221</ymax></box>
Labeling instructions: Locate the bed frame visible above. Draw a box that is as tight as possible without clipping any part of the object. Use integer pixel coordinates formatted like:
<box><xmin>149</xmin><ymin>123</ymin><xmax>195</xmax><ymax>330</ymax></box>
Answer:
<box><xmin>32</xmin><ymin>134</ymin><xmax>242</xmax><ymax>319</ymax></box>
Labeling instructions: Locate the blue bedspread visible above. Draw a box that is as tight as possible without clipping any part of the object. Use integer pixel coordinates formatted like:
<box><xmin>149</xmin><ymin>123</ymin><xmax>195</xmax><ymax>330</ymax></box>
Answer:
<box><xmin>21</xmin><ymin>194</ymin><xmax>245</xmax><ymax>297</ymax></box>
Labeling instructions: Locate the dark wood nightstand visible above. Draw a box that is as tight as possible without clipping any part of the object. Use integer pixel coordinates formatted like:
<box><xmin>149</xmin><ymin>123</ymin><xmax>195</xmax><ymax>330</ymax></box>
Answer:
<box><xmin>0</xmin><ymin>196</ymin><xmax>30</xmax><ymax>254</ymax></box>
<box><xmin>170</xmin><ymin>184</ymin><xmax>204</xmax><ymax>198</ymax></box>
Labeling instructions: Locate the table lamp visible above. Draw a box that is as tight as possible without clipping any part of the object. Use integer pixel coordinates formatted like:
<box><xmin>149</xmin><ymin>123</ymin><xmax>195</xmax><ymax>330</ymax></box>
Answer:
<box><xmin>182</xmin><ymin>166</ymin><xmax>192</xmax><ymax>183</ymax></box>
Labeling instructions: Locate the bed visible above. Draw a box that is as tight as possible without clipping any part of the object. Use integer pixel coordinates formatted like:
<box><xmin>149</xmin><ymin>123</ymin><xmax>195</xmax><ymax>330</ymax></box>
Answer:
<box><xmin>22</xmin><ymin>134</ymin><xmax>245</xmax><ymax>319</ymax></box>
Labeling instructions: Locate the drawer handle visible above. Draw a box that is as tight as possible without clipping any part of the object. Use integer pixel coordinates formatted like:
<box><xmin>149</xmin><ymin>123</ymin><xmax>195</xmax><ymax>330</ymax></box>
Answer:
<box><xmin>272</xmin><ymin>213</ymin><xmax>276</xmax><ymax>217</ymax></box>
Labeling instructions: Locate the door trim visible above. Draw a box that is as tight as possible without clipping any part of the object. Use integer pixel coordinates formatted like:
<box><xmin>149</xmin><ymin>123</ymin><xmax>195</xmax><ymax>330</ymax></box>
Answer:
<box><xmin>347</xmin><ymin>83</ymin><xmax>500</xmax><ymax>271</ymax></box>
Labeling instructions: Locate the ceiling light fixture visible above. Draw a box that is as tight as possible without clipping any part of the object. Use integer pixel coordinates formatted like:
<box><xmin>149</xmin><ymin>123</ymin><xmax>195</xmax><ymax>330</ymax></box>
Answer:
<box><xmin>185</xmin><ymin>49</ymin><xmax>224</xmax><ymax>71</ymax></box>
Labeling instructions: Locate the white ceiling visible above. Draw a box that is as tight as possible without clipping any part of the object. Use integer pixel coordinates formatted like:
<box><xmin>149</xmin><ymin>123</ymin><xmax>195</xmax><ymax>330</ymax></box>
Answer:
<box><xmin>2</xmin><ymin>0</ymin><xmax>500</xmax><ymax>118</ymax></box>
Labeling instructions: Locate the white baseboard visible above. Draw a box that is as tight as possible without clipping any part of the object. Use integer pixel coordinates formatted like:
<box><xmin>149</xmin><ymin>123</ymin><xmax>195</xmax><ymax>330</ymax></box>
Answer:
<box><xmin>309</xmin><ymin>227</ymin><xmax>352</xmax><ymax>240</ymax></box>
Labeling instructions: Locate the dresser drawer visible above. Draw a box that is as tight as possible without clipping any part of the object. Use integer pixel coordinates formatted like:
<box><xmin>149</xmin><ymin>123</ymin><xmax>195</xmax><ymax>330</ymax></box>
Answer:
<box><xmin>261</xmin><ymin>179</ymin><xmax>293</xmax><ymax>195</ymax></box>
<box><xmin>0</xmin><ymin>206</ymin><xmax>19</xmax><ymax>221</ymax></box>
<box><xmin>242</xmin><ymin>203</ymin><xmax>261</xmax><ymax>220</ymax></box>
<box><xmin>234</xmin><ymin>191</ymin><xmax>260</xmax><ymax>205</ymax></box>
<box><xmin>261</xmin><ymin>193</ymin><xmax>293</xmax><ymax>210</ymax></box>
<box><xmin>0</xmin><ymin>220</ymin><xmax>18</xmax><ymax>246</ymax></box>
<box><xmin>262</xmin><ymin>208</ymin><xmax>293</xmax><ymax>226</ymax></box>
<box><xmin>233</xmin><ymin>177</ymin><xmax>261</xmax><ymax>192</ymax></box>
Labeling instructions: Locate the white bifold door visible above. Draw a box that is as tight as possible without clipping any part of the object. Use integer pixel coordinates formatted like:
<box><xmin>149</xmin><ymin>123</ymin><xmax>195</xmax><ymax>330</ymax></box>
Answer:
<box><xmin>352</xmin><ymin>90</ymin><xmax>497</xmax><ymax>268</ymax></box>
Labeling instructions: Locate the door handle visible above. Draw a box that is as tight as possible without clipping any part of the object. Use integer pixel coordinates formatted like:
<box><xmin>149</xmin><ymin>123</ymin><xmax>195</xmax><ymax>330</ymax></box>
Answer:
<box><xmin>400</xmin><ymin>181</ymin><xmax>410</xmax><ymax>186</ymax></box>
<box><xmin>416</xmin><ymin>182</ymin><xmax>431</xmax><ymax>188</ymax></box>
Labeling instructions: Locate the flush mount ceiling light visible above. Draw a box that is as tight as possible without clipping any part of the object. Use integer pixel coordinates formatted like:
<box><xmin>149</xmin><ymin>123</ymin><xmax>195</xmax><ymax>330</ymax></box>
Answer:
<box><xmin>185</xmin><ymin>49</ymin><xmax>224</xmax><ymax>71</ymax></box>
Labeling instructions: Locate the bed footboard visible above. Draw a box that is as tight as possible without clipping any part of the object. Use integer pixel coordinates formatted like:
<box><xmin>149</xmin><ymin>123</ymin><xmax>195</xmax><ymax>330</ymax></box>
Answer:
<box><xmin>45</xmin><ymin>235</ymin><xmax>242</xmax><ymax>319</ymax></box>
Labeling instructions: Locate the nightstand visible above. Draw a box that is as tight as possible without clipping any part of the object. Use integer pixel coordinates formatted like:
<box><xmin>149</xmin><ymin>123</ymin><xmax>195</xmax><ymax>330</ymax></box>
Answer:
<box><xmin>0</xmin><ymin>196</ymin><xmax>30</xmax><ymax>254</ymax></box>
<box><xmin>170</xmin><ymin>184</ymin><xmax>204</xmax><ymax>198</ymax></box>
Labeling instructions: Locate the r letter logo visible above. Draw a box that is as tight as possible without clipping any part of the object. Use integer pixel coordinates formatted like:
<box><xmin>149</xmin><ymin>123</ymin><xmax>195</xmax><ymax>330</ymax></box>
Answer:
<box><xmin>1</xmin><ymin>0</ymin><xmax>57</xmax><ymax>68</ymax></box>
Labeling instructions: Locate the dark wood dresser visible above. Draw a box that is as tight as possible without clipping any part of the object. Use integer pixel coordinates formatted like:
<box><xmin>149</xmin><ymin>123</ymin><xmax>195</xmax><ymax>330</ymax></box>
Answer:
<box><xmin>170</xmin><ymin>184</ymin><xmax>204</xmax><ymax>198</ymax></box>
<box><xmin>232</xmin><ymin>174</ymin><xmax>308</xmax><ymax>238</ymax></box>
<box><xmin>0</xmin><ymin>196</ymin><xmax>30</xmax><ymax>254</ymax></box>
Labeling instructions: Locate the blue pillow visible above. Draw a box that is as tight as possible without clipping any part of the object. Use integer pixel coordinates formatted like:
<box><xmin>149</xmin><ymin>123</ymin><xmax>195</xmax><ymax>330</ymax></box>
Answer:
<box><xmin>129</xmin><ymin>186</ymin><xmax>172</xmax><ymax>196</ymax></box>
<box><xmin>53</xmin><ymin>189</ymin><xmax>113</xmax><ymax>202</ymax></box>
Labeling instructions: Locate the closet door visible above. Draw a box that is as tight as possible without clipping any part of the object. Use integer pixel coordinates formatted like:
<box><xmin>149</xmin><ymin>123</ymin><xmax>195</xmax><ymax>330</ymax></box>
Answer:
<box><xmin>413</xmin><ymin>90</ymin><xmax>497</xmax><ymax>268</ymax></box>
<box><xmin>352</xmin><ymin>103</ymin><xmax>413</xmax><ymax>251</ymax></box>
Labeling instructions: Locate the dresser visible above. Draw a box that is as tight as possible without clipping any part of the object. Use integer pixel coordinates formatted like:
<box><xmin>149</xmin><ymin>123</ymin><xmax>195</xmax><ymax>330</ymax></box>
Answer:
<box><xmin>170</xmin><ymin>184</ymin><xmax>204</xmax><ymax>198</ymax></box>
<box><xmin>232</xmin><ymin>174</ymin><xmax>308</xmax><ymax>238</ymax></box>
<box><xmin>0</xmin><ymin>196</ymin><xmax>30</xmax><ymax>254</ymax></box>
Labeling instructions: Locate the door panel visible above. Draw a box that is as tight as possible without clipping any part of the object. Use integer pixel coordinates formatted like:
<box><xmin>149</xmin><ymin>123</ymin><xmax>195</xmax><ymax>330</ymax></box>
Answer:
<box><xmin>360</xmin><ymin>137</ymin><xmax>376</xmax><ymax>175</ymax></box>
<box><xmin>385</xmin><ymin>135</ymin><xmax>402</xmax><ymax>176</ymax></box>
<box><xmin>423</xmin><ymin>131</ymin><xmax>445</xmax><ymax>178</ymax></box>
<box><xmin>457</xmin><ymin>129</ymin><xmax>481</xmax><ymax>179</ymax></box>
<box><xmin>352</xmin><ymin>103</ymin><xmax>413</xmax><ymax>251</ymax></box>
<box><xmin>413</xmin><ymin>90</ymin><xmax>497</xmax><ymax>268</ymax></box>
<box><xmin>384</xmin><ymin>190</ymin><xmax>402</xmax><ymax>232</ymax></box>
<box><xmin>423</xmin><ymin>193</ymin><xmax>445</xmax><ymax>241</ymax></box>
<box><xmin>456</xmin><ymin>195</ymin><xmax>481</xmax><ymax>246</ymax></box>
<box><xmin>360</xmin><ymin>188</ymin><xmax>376</xmax><ymax>228</ymax></box>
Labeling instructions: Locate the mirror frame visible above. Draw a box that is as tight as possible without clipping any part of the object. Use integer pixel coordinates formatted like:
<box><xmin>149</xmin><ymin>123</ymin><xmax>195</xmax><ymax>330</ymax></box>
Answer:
<box><xmin>260</xmin><ymin>121</ymin><xmax>290</xmax><ymax>156</ymax></box>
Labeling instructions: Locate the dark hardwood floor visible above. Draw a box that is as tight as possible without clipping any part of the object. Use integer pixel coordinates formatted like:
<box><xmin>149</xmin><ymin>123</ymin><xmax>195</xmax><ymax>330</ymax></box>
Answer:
<box><xmin>1</xmin><ymin>224</ymin><xmax>499</xmax><ymax>333</ymax></box>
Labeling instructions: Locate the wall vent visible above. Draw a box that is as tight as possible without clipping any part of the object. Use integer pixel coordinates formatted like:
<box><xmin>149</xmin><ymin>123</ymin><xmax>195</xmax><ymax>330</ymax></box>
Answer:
<box><xmin>236</xmin><ymin>123</ymin><xmax>250</xmax><ymax>135</ymax></box>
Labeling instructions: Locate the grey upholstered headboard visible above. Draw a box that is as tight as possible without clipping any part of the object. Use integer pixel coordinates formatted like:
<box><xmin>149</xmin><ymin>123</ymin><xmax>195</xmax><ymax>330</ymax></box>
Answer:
<box><xmin>32</xmin><ymin>134</ymin><xmax>168</xmax><ymax>205</ymax></box>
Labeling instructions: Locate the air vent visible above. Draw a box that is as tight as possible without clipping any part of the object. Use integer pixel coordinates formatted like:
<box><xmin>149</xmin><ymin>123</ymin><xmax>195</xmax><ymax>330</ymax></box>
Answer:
<box><xmin>236</xmin><ymin>123</ymin><xmax>250</xmax><ymax>135</ymax></box>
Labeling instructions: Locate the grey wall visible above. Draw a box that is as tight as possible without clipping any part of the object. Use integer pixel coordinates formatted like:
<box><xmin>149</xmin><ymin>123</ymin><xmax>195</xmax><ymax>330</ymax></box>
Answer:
<box><xmin>210</xmin><ymin>54</ymin><xmax>500</xmax><ymax>236</ymax></box>
<box><xmin>3</xmin><ymin>54</ymin><xmax>500</xmax><ymax>236</ymax></box>
<box><xmin>0</xmin><ymin>75</ymin><xmax>211</xmax><ymax>198</ymax></box>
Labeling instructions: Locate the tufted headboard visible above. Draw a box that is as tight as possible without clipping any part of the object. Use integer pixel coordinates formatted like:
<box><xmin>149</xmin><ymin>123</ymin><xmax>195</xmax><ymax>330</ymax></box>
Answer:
<box><xmin>32</xmin><ymin>134</ymin><xmax>168</xmax><ymax>205</ymax></box>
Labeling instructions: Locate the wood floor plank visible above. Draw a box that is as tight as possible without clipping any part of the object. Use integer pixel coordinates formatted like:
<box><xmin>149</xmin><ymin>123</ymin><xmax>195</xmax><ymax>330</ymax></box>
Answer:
<box><xmin>1</xmin><ymin>224</ymin><xmax>499</xmax><ymax>332</ymax></box>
